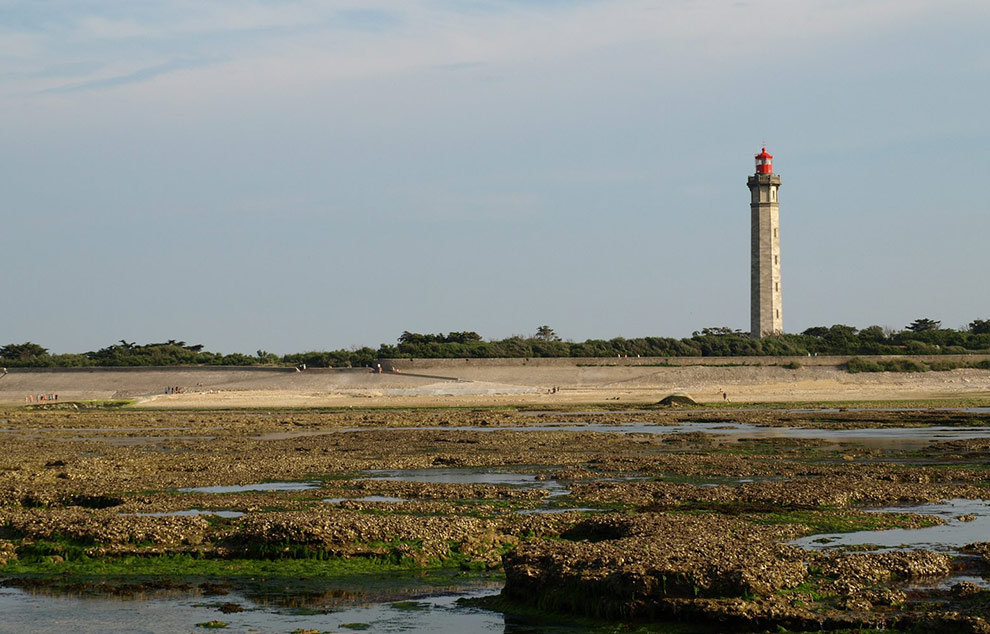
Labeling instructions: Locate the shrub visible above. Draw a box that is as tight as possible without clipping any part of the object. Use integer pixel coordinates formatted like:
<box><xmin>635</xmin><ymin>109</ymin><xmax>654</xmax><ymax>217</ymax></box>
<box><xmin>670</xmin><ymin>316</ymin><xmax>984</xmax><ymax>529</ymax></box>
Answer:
<box><xmin>884</xmin><ymin>358</ymin><xmax>928</xmax><ymax>372</ymax></box>
<box><xmin>927</xmin><ymin>360</ymin><xmax>963</xmax><ymax>372</ymax></box>
<box><xmin>845</xmin><ymin>357</ymin><xmax>882</xmax><ymax>373</ymax></box>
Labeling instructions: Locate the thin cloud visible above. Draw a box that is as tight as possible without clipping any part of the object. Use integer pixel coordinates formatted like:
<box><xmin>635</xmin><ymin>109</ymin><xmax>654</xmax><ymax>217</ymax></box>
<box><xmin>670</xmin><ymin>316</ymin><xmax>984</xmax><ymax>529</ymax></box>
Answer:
<box><xmin>432</xmin><ymin>61</ymin><xmax>486</xmax><ymax>71</ymax></box>
<box><xmin>39</xmin><ymin>57</ymin><xmax>213</xmax><ymax>93</ymax></box>
<box><xmin>69</xmin><ymin>3</ymin><xmax>403</xmax><ymax>40</ymax></box>
<box><xmin>12</xmin><ymin>0</ymin><xmax>979</xmax><ymax>97</ymax></box>
<box><xmin>333</xmin><ymin>8</ymin><xmax>403</xmax><ymax>32</ymax></box>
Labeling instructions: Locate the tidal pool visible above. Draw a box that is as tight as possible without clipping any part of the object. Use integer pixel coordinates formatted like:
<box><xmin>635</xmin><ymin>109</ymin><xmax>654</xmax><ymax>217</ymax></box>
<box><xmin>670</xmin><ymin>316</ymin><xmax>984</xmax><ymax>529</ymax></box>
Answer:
<box><xmin>0</xmin><ymin>576</ymin><xmax>622</xmax><ymax>634</ymax></box>
<box><xmin>255</xmin><ymin>422</ymin><xmax>990</xmax><ymax>450</ymax></box>
<box><xmin>791</xmin><ymin>498</ymin><xmax>990</xmax><ymax>551</ymax></box>
<box><xmin>904</xmin><ymin>574</ymin><xmax>990</xmax><ymax>590</ymax></box>
<box><xmin>178</xmin><ymin>481</ymin><xmax>320</xmax><ymax>494</ymax></box>
<box><xmin>515</xmin><ymin>507</ymin><xmax>601</xmax><ymax>515</ymax></box>
<box><xmin>325</xmin><ymin>495</ymin><xmax>408</xmax><ymax>504</ymax></box>
<box><xmin>362</xmin><ymin>468</ymin><xmax>570</xmax><ymax>496</ymax></box>
<box><xmin>129</xmin><ymin>509</ymin><xmax>245</xmax><ymax>518</ymax></box>
<box><xmin>520</xmin><ymin>407</ymin><xmax>990</xmax><ymax>415</ymax></box>
<box><xmin>0</xmin><ymin>585</ymin><xmax>503</xmax><ymax>634</ymax></box>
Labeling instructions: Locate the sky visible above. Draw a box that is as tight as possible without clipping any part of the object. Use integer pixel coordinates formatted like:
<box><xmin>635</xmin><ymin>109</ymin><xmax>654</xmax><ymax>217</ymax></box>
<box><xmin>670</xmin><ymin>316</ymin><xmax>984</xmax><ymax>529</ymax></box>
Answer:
<box><xmin>2</xmin><ymin>0</ymin><xmax>988</xmax><ymax>355</ymax></box>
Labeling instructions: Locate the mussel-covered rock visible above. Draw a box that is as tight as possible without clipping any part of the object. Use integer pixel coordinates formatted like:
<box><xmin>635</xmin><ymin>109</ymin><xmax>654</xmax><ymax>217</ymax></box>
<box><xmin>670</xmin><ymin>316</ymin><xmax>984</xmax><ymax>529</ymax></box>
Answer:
<box><xmin>503</xmin><ymin>513</ymin><xmax>808</xmax><ymax>620</ymax></box>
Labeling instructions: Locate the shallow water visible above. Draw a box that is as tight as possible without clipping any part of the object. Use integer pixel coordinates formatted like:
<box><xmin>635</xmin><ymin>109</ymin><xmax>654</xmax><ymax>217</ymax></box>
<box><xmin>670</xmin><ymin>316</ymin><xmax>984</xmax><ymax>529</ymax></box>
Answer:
<box><xmin>129</xmin><ymin>509</ymin><xmax>245</xmax><ymax>518</ymax></box>
<box><xmin>325</xmin><ymin>495</ymin><xmax>408</xmax><ymax>504</ymax></box>
<box><xmin>905</xmin><ymin>574</ymin><xmax>990</xmax><ymax>590</ymax></box>
<box><xmin>515</xmin><ymin>507</ymin><xmax>601</xmax><ymax>515</ymax></box>
<box><xmin>362</xmin><ymin>468</ymin><xmax>570</xmax><ymax>496</ymax></box>
<box><xmin>178</xmin><ymin>481</ymin><xmax>320</xmax><ymax>494</ymax></box>
<box><xmin>253</xmin><ymin>422</ymin><xmax>990</xmax><ymax>450</ymax></box>
<box><xmin>0</xmin><ymin>585</ymin><xmax>505</xmax><ymax>634</ymax></box>
<box><xmin>520</xmin><ymin>407</ymin><xmax>990</xmax><ymax>415</ymax></box>
<box><xmin>791</xmin><ymin>498</ymin><xmax>990</xmax><ymax>551</ymax></box>
<box><xmin>0</xmin><ymin>577</ymin><xmax>626</xmax><ymax>634</ymax></box>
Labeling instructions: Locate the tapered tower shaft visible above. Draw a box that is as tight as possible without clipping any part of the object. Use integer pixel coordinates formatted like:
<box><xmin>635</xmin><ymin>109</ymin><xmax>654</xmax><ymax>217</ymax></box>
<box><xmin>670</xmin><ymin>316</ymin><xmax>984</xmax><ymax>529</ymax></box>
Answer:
<box><xmin>748</xmin><ymin>148</ymin><xmax>782</xmax><ymax>338</ymax></box>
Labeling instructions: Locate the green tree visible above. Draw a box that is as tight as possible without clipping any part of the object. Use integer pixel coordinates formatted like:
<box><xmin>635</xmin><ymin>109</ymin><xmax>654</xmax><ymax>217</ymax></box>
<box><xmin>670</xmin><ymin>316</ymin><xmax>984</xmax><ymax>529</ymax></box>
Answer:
<box><xmin>0</xmin><ymin>342</ymin><xmax>49</xmax><ymax>360</ymax></box>
<box><xmin>969</xmin><ymin>319</ymin><xmax>990</xmax><ymax>335</ymax></box>
<box><xmin>533</xmin><ymin>325</ymin><xmax>561</xmax><ymax>342</ymax></box>
<box><xmin>398</xmin><ymin>331</ymin><xmax>425</xmax><ymax>345</ymax></box>
<box><xmin>445</xmin><ymin>331</ymin><xmax>483</xmax><ymax>344</ymax></box>
<box><xmin>256</xmin><ymin>350</ymin><xmax>279</xmax><ymax>365</ymax></box>
<box><xmin>694</xmin><ymin>327</ymin><xmax>739</xmax><ymax>337</ymax></box>
<box><xmin>906</xmin><ymin>318</ymin><xmax>941</xmax><ymax>332</ymax></box>
<box><xmin>859</xmin><ymin>325</ymin><xmax>887</xmax><ymax>341</ymax></box>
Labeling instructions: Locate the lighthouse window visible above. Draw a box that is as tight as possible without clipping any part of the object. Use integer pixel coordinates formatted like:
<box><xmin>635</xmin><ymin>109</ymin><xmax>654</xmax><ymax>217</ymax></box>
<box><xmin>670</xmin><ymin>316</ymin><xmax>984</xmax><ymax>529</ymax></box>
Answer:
<box><xmin>774</xmin><ymin>255</ymin><xmax>778</xmax><ymax>265</ymax></box>
<box><xmin>771</xmin><ymin>190</ymin><xmax>776</xmax><ymax>201</ymax></box>
<box><xmin>773</xmin><ymin>228</ymin><xmax>777</xmax><ymax>238</ymax></box>
<box><xmin>775</xmin><ymin>282</ymin><xmax>779</xmax><ymax>292</ymax></box>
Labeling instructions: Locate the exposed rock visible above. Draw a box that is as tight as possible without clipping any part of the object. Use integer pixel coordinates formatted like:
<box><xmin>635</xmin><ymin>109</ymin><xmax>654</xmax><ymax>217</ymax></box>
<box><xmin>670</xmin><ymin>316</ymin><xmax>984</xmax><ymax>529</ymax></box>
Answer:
<box><xmin>1</xmin><ymin>508</ymin><xmax>209</xmax><ymax>547</ymax></box>
<box><xmin>656</xmin><ymin>394</ymin><xmax>697</xmax><ymax>407</ymax></box>
<box><xmin>952</xmin><ymin>581</ymin><xmax>983</xmax><ymax>599</ymax></box>
<box><xmin>4</xmin><ymin>406</ymin><xmax>990</xmax><ymax>632</ymax></box>
<box><xmin>0</xmin><ymin>540</ymin><xmax>17</xmax><ymax>566</ymax></box>
<box><xmin>503</xmin><ymin>513</ymin><xmax>808</xmax><ymax>620</ymax></box>
<box><xmin>816</xmin><ymin>550</ymin><xmax>954</xmax><ymax>585</ymax></box>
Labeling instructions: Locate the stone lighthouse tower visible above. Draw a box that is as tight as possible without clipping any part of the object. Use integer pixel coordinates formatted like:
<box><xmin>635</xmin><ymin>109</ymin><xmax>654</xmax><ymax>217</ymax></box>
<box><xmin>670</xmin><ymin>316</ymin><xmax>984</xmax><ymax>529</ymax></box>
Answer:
<box><xmin>748</xmin><ymin>147</ymin><xmax>782</xmax><ymax>338</ymax></box>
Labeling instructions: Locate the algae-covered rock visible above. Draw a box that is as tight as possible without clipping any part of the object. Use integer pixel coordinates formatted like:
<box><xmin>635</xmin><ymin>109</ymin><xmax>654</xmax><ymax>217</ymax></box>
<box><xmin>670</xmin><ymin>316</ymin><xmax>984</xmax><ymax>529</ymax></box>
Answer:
<box><xmin>503</xmin><ymin>513</ymin><xmax>807</xmax><ymax>620</ymax></box>
<box><xmin>0</xmin><ymin>540</ymin><xmax>16</xmax><ymax>566</ymax></box>
<box><xmin>817</xmin><ymin>549</ymin><xmax>954</xmax><ymax>586</ymax></box>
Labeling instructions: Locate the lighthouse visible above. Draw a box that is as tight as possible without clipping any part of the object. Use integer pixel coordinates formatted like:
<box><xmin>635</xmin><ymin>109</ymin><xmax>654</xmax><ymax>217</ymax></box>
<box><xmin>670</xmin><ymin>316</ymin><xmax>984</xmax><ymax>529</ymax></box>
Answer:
<box><xmin>748</xmin><ymin>147</ymin><xmax>782</xmax><ymax>338</ymax></box>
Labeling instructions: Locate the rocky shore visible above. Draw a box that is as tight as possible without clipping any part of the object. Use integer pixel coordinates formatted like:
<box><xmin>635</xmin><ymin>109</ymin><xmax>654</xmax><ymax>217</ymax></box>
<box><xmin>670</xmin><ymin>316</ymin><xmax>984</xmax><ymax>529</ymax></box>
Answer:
<box><xmin>1</xmin><ymin>406</ymin><xmax>989</xmax><ymax>631</ymax></box>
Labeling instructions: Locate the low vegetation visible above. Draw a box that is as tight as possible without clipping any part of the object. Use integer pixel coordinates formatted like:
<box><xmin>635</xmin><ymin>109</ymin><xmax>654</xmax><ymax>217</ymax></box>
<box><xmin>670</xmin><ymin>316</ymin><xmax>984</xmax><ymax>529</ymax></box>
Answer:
<box><xmin>846</xmin><ymin>356</ymin><xmax>990</xmax><ymax>373</ymax></box>
<box><xmin>2</xmin><ymin>318</ymin><xmax>989</xmax><ymax>368</ymax></box>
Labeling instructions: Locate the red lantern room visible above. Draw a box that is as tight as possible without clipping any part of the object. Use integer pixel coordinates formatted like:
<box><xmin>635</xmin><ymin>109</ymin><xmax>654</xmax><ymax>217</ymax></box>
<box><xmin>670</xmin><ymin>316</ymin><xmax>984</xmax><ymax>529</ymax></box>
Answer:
<box><xmin>755</xmin><ymin>147</ymin><xmax>773</xmax><ymax>174</ymax></box>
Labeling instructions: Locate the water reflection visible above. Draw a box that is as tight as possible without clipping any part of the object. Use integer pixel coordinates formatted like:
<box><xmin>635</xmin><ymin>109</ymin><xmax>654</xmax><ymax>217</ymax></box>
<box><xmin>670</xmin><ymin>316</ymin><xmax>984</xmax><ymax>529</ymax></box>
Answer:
<box><xmin>129</xmin><ymin>509</ymin><xmax>245</xmax><ymax>518</ymax></box>
<box><xmin>0</xmin><ymin>574</ymin><xmax>630</xmax><ymax>634</ymax></box>
<box><xmin>178</xmin><ymin>481</ymin><xmax>320</xmax><ymax>494</ymax></box>
<box><xmin>0</xmin><ymin>585</ymin><xmax>503</xmax><ymax>634</ymax></box>
<box><xmin>362</xmin><ymin>468</ymin><xmax>569</xmax><ymax>495</ymax></box>
<box><xmin>325</xmin><ymin>495</ymin><xmax>407</xmax><ymax>504</ymax></box>
<box><xmin>520</xmin><ymin>407</ymin><xmax>990</xmax><ymax>415</ymax></box>
<box><xmin>253</xmin><ymin>422</ymin><xmax>990</xmax><ymax>450</ymax></box>
<box><xmin>791</xmin><ymin>498</ymin><xmax>990</xmax><ymax>551</ymax></box>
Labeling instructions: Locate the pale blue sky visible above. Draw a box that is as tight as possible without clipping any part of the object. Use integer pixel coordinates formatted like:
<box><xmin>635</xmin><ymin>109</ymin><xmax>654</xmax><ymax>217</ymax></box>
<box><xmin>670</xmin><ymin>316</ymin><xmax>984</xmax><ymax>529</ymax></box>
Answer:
<box><xmin>2</xmin><ymin>1</ymin><xmax>988</xmax><ymax>354</ymax></box>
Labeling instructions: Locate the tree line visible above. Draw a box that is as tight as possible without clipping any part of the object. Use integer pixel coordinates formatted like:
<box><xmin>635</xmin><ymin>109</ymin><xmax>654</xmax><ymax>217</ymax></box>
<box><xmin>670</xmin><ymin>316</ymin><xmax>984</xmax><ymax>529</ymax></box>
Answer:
<box><xmin>3</xmin><ymin>319</ymin><xmax>989</xmax><ymax>368</ymax></box>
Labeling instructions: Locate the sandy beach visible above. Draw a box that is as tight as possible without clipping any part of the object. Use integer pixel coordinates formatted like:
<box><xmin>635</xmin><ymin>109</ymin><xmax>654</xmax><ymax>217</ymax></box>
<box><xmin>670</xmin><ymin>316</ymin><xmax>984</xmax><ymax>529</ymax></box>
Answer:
<box><xmin>3</xmin><ymin>357</ymin><xmax>989</xmax><ymax>408</ymax></box>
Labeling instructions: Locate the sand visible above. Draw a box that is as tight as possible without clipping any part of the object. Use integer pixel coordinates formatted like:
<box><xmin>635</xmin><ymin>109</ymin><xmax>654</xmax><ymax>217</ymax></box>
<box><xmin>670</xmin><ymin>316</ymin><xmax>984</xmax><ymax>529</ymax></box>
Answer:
<box><xmin>2</xmin><ymin>360</ymin><xmax>989</xmax><ymax>408</ymax></box>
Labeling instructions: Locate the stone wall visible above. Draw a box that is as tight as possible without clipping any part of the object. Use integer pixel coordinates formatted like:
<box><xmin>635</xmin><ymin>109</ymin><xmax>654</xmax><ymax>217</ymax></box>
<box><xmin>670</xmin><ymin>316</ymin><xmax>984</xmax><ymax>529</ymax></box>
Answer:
<box><xmin>383</xmin><ymin>354</ymin><xmax>990</xmax><ymax>371</ymax></box>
